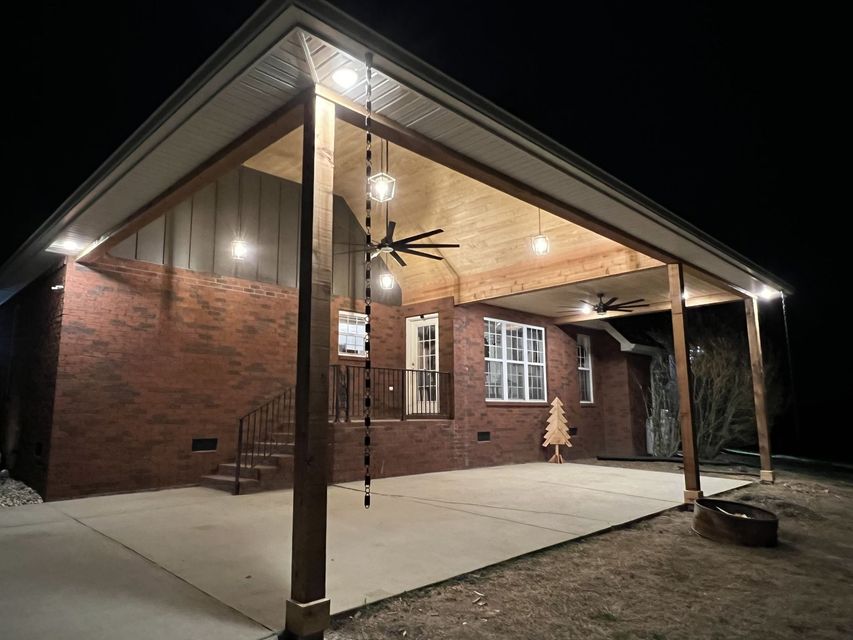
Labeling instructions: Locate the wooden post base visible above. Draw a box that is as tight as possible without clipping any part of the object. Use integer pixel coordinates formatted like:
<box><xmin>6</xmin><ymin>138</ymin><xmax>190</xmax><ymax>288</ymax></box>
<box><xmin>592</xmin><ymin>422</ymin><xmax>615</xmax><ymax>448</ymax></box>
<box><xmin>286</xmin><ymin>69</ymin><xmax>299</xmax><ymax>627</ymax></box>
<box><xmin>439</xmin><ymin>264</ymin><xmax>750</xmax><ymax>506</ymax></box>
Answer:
<box><xmin>281</xmin><ymin>597</ymin><xmax>330</xmax><ymax>640</ymax></box>
<box><xmin>760</xmin><ymin>469</ymin><xmax>776</xmax><ymax>483</ymax></box>
<box><xmin>683</xmin><ymin>489</ymin><xmax>704</xmax><ymax>504</ymax></box>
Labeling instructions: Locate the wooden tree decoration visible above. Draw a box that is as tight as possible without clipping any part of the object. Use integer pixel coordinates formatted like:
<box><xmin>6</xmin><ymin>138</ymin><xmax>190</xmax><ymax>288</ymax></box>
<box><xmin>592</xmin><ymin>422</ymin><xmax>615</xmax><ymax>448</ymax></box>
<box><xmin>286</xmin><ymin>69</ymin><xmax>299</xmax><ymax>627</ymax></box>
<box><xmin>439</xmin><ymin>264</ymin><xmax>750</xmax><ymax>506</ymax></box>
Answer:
<box><xmin>543</xmin><ymin>396</ymin><xmax>572</xmax><ymax>463</ymax></box>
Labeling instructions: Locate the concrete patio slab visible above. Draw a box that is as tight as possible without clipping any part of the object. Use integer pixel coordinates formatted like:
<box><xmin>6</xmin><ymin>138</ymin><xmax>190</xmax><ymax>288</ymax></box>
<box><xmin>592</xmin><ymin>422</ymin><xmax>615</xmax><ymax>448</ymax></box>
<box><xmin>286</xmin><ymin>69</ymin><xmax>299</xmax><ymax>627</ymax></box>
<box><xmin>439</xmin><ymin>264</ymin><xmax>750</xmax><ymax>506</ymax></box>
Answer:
<box><xmin>0</xmin><ymin>462</ymin><xmax>748</xmax><ymax>639</ymax></box>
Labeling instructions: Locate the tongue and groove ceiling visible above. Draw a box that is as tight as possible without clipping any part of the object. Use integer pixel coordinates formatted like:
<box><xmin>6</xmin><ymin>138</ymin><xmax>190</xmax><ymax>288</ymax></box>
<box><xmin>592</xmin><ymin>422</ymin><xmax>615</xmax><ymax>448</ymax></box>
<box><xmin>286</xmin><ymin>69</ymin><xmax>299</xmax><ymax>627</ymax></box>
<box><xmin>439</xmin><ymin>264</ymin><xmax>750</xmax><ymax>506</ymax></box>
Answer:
<box><xmin>245</xmin><ymin>120</ymin><xmax>669</xmax><ymax>308</ymax></box>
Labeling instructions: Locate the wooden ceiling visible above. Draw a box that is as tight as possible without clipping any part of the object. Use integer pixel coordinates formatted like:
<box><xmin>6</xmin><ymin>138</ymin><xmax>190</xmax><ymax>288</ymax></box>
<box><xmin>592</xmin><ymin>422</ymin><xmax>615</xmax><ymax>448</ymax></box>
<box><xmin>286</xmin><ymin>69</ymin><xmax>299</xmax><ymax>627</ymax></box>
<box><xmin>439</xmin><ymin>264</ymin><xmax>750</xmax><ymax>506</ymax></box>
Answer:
<box><xmin>488</xmin><ymin>266</ymin><xmax>739</xmax><ymax>322</ymax></box>
<box><xmin>246</xmin><ymin>120</ymin><xmax>674</xmax><ymax>306</ymax></box>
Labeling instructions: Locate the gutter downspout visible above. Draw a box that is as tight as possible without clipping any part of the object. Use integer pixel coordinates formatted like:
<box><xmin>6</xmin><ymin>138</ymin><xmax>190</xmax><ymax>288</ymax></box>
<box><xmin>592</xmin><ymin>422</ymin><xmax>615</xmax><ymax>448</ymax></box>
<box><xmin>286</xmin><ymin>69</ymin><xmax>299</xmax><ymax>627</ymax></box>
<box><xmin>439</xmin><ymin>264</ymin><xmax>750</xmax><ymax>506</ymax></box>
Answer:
<box><xmin>581</xmin><ymin>319</ymin><xmax>661</xmax><ymax>356</ymax></box>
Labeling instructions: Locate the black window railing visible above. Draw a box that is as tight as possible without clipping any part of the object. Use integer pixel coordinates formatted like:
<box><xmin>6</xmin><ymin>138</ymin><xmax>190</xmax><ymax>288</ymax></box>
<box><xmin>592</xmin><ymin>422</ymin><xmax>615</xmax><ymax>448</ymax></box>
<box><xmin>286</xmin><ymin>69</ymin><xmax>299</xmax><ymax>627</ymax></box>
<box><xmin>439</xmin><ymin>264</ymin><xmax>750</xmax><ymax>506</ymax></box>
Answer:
<box><xmin>329</xmin><ymin>364</ymin><xmax>453</xmax><ymax>422</ymax></box>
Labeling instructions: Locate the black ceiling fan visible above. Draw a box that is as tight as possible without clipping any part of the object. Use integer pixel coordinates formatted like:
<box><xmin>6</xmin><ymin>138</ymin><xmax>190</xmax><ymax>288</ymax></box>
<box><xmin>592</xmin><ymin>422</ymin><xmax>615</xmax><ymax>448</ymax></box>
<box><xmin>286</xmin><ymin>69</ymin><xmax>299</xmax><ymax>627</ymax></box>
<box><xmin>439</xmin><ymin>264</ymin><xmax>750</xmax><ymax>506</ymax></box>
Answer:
<box><xmin>561</xmin><ymin>293</ymin><xmax>650</xmax><ymax>315</ymax></box>
<box><xmin>369</xmin><ymin>218</ymin><xmax>459</xmax><ymax>266</ymax></box>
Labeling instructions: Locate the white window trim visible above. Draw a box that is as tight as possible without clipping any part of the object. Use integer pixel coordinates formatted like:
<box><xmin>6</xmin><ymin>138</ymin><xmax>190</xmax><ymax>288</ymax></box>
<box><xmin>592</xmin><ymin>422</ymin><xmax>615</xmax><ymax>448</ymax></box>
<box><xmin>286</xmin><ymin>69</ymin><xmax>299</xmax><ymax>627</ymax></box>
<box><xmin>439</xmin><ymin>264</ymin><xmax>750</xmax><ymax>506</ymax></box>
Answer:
<box><xmin>484</xmin><ymin>317</ymin><xmax>548</xmax><ymax>403</ymax></box>
<box><xmin>338</xmin><ymin>310</ymin><xmax>368</xmax><ymax>358</ymax></box>
<box><xmin>577</xmin><ymin>333</ymin><xmax>594</xmax><ymax>404</ymax></box>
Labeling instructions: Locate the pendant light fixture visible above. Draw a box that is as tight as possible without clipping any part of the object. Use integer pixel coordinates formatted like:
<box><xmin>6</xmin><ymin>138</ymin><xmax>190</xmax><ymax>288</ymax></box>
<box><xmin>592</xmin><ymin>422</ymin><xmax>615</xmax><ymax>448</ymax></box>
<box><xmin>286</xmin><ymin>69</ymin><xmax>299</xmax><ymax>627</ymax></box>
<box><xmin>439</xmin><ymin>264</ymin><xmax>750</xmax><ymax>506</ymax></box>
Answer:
<box><xmin>368</xmin><ymin>138</ymin><xmax>396</xmax><ymax>202</ymax></box>
<box><xmin>531</xmin><ymin>207</ymin><xmax>550</xmax><ymax>256</ymax></box>
<box><xmin>378</xmin><ymin>271</ymin><xmax>395</xmax><ymax>290</ymax></box>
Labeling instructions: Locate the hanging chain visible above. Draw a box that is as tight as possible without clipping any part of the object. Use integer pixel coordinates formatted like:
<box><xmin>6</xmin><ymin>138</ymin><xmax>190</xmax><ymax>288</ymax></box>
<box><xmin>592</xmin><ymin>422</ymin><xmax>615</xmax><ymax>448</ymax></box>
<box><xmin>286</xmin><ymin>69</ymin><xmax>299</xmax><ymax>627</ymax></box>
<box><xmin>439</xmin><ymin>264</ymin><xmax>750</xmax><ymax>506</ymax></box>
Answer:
<box><xmin>363</xmin><ymin>52</ymin><xmax>374</xmax><ymax>509</ymax></box>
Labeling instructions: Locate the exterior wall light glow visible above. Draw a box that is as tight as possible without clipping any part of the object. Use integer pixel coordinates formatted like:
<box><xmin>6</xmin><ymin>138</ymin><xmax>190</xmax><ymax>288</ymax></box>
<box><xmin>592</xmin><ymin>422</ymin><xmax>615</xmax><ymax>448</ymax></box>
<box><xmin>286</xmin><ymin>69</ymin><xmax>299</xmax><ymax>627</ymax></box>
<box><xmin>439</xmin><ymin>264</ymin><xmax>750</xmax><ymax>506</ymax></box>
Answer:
<box><xmin>368</xmin><ymin>173</ymin><xmax>396</xmax><ymax>202</ymax></box>
<box><xmin>46</xmin><ymin>238</ymin><xmax>84</xmax><ymax>255</ymax></box>
<box><xmin>682</xmin><ymin>291</ymin><xmax>689</xmax><ymax>300</ymax></box>
<box><xmin>378</xmin><ymin>272</ymin><xmax>395</xmax><ymax>290</ymax></box>
<box><xmin>231</xmin><ymin>239</ymin><xmax>249</xmax><ymax>261</ymax></box>
<box><xmin>581</xmin><ymin>303</ymin><xmax>594</xmax><ymax>314</ymax></box>
<box><xmin>51</xmin><ymin>284</ymin><xmax>64</xmax><ymax>291</ymax></box>
<box><xmin>331</xmin><ymin>67</ymin><xmax>358</xmax><ymax>89</ymax></box>
<box><xmin>531</xmin><ymin>234</ymin><xmax>550</xmax><ymax>256</ymax></box>
<box><xmin>759</xmin><ymin>287</ymin><xmax>778</xmax><ymax>300</ymax></box>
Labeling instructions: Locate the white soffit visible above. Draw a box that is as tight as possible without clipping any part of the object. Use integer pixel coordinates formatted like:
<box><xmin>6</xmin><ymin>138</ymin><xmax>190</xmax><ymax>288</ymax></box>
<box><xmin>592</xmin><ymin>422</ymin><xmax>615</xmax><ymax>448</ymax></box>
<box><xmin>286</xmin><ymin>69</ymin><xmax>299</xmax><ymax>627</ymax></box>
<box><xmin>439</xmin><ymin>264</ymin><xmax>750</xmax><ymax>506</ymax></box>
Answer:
<box><xmin>1</xmin><ymin>1</ymin><xmax>790</xmax><ymax>305</ymax></box>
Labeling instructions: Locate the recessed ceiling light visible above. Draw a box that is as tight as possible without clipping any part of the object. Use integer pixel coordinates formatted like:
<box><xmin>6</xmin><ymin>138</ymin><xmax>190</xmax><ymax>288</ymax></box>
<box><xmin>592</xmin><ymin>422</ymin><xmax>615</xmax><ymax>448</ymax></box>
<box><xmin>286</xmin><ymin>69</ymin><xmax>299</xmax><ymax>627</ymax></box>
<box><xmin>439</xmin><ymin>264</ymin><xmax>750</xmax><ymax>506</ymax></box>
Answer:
<box><xmin>331</xmin><ymin>67</ymin><xmax>358</xmax><ymax>89</ymax></box>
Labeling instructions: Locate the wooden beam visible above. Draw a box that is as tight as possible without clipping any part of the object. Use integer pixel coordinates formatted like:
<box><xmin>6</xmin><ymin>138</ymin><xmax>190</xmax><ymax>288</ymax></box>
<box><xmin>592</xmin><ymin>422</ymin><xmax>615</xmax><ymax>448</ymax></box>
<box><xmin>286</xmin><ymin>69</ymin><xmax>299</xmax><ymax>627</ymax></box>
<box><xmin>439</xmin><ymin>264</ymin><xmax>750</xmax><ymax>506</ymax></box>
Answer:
<box><xmin>80</xmin><ymin>90</ymin><xmax>310</xmax><ymax>264</ymax></box>
<box><xmin>745</xmin><ymin>297</ymin><xmax>775</xmax><ymax>483</ymax></box>
<box><xmin>668</xmin><ymin>263</ymin><xmax>703</xmax><ymax>503</ymax></box>
<box><xmin>555</xmin><ymin>291</ymin><xmax>739</xmax><ymax>324</ymax></box>
<box><xmin>284</xmin><ymin>92</ymin><xmax>335</xmax><ymax>640</ymax></box>
<box><xmin>403</xmin><ymin>247</ymin><xmax>660</xmax><ymax>306</ymax></box>
<box><xmin>319</xmin><ymin>85</ymin><xmax>675</xmax><ymax>265</ymax></box>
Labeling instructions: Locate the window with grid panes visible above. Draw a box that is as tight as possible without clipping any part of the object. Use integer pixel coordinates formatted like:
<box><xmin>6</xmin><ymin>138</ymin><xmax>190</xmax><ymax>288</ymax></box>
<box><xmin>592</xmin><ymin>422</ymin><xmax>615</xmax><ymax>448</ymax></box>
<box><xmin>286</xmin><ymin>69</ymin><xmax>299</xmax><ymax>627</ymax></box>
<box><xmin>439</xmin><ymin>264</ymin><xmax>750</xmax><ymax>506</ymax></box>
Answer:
<box><xmin>338</xmin><ymin>310</ymin><xmax>368</xmax><ymax>357</ymax></box>
<box><xmin>483</xmin><ymin>318</ymin><xmax>547</xmax><ymax>401</ymax></box>
<box><xmin>577</xmin><ymin>334</ymin><xmax>594</xmax><ymax>403</ymax></box>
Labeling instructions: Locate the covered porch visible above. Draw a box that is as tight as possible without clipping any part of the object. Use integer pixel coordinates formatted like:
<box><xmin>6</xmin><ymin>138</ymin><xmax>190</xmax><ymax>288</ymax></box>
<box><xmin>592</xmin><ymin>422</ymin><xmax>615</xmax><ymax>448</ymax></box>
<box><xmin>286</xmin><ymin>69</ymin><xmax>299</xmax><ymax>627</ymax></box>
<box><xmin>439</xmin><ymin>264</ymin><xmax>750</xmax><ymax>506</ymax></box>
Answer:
<box><xmin>4</xmin><ymin>6</ymin><xmax>791</xmax><ymax>639</ymax></box>
<box><xmin>0</xmin><ymin>462</ymin><xmax>748</xmax><ymax>640</ymax></box>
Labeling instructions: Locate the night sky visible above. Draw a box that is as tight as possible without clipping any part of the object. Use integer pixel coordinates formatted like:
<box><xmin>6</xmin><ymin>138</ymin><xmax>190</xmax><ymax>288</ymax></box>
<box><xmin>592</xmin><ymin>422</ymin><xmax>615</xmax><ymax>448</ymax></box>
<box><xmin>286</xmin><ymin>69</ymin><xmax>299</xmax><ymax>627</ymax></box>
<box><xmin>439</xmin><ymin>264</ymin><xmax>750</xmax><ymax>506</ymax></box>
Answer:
<box><xmin>8</xmin><ymin>3</ymin><xmax>847</xmax><ymax>458</ymax></box>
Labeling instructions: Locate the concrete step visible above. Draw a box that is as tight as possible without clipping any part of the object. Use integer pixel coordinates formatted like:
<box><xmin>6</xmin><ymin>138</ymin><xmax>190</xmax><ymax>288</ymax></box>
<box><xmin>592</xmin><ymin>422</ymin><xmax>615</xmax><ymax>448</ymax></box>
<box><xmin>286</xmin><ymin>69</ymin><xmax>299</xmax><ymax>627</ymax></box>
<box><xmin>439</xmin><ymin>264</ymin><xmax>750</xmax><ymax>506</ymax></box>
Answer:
<box><xmin>218</xmin><ymin>462</ymin><xmax>278</xmax><ymax>479</ymax></box>
<box><xmin>251</xmin><ymin>442</ymin><xmax>294</xmax><ymax>454</ymax></box>
<box><xmin>238</xmin><ymin>450</ymin><xmax>294</xmax><ymax>466</ymax></box>
<box><xmin>199</xmin><ymin>474</ymin><xmax>260</xmax><ymax>494</ymax></box>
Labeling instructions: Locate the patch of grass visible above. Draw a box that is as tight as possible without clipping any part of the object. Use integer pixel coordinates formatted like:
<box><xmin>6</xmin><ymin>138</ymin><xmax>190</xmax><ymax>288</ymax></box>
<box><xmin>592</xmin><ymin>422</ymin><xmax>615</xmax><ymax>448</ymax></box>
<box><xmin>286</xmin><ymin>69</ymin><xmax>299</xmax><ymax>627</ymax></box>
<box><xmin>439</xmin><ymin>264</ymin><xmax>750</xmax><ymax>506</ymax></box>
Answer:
<box><xmin>591</xmin><ymin>609</ymin><xmax>619</xmax><ymax>622</ymax></box>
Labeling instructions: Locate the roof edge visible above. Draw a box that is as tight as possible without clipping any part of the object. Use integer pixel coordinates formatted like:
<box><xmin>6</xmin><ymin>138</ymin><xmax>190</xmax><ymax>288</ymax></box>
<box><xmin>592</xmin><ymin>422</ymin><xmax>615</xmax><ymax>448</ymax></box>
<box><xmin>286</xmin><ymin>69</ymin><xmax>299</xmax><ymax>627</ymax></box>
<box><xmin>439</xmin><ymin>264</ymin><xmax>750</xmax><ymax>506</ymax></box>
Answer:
<box><xmin>294</xmin><ymin>1</ymin><xmax>793</xmax><ymax>294</ymax></box>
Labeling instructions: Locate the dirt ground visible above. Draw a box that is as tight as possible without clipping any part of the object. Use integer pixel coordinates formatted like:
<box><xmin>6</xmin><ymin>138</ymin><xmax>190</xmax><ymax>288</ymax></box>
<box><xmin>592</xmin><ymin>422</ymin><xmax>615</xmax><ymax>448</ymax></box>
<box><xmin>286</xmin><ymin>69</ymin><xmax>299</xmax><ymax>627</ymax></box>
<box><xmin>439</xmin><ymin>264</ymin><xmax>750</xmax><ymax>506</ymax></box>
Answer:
<box><xmin>329</xmin><ymin>460</ymin><xmax>853</xmax><ymax>640</ymax></box>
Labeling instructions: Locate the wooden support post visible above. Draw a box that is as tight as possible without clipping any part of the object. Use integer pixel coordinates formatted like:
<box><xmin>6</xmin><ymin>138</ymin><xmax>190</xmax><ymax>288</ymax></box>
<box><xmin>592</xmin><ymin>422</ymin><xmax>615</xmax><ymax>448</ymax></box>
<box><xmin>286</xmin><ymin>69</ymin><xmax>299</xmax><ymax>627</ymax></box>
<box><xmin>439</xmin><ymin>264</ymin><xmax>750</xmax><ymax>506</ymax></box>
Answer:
<box><xmin>667</xmin><ymin>263</ymin><xmax>703</xmax><ymax>503</ymax></box>
<box><xmin>745</xmin><ymin>297</ymin><xmax>775</xmax><ymax>483</ymax></box>
<box><xmin>282</xmin><ymin>92</ymin><xmax>335</xmax><ymax>640</ymax></box>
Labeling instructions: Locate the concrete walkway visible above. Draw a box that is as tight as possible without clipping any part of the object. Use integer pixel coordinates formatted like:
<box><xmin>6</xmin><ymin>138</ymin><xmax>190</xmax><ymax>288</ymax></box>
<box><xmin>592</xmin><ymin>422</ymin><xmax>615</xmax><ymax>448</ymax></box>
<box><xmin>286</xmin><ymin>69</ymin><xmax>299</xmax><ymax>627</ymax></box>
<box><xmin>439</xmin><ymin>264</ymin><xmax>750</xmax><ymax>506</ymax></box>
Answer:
<box><xmin>0</xmin><ymin>463</ymin><xmax>747</xmax><ymax>639</ymax></box>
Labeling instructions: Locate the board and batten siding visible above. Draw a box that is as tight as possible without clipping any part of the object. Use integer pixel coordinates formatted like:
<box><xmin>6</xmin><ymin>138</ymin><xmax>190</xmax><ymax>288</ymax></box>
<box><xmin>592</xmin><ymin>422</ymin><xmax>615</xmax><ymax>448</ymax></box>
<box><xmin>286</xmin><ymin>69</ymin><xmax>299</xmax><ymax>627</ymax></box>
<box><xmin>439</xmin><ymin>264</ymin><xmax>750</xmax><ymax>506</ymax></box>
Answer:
<box><xmin>111</xmin><ymin>165</ymin><xmax>401</xmax><ymax>304</ymax></box>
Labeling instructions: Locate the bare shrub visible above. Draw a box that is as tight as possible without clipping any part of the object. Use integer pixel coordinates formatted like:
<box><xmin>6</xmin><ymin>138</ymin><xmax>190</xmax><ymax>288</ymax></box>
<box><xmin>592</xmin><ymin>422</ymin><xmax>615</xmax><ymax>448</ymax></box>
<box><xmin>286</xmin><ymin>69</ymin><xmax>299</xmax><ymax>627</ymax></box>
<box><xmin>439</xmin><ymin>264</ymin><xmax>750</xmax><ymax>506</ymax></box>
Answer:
<box><xmin>644</xmin><ymin>318</ymin><xmax>784</xmax><ymax>459</ymax></box>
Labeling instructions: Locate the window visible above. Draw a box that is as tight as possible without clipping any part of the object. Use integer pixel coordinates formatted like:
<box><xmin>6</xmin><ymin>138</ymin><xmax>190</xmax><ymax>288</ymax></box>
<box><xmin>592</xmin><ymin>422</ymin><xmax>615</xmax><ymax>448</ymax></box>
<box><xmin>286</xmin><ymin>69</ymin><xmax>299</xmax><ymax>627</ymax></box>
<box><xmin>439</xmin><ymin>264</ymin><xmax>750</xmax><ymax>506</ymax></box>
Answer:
<box><xmin>338</xmin><ymin>310</ymin><xmax>367</xmax><ymax>357</ymax></box>
<box><xmin>577</xmin><ymin>334</ymin><xmax>594</xmax><ymax>403</ymax></box>
<box><xmin>484</xmin><ymin>318</ymin><xmax>547</xmax><ymax>402</ymax></box>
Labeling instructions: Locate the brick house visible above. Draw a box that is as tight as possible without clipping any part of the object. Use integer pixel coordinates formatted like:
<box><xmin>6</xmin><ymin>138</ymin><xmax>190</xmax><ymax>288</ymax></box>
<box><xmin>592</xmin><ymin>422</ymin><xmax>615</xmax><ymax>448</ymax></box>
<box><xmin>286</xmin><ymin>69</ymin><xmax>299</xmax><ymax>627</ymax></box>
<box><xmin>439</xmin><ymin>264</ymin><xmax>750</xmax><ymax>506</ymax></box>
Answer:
<box><xmin>0</xmin><ymin>163</ymin><xmax>653</xmax><ymax>500</ymax></box>
<box><xmin>0</xmin><ymin>0</ymin><xmax>787</xmax><ymax>521</ymax></box>
<box><xmin>0</xmin><ymin>4</ymin><xmax>794</xmax><ymax>634</ymax></box>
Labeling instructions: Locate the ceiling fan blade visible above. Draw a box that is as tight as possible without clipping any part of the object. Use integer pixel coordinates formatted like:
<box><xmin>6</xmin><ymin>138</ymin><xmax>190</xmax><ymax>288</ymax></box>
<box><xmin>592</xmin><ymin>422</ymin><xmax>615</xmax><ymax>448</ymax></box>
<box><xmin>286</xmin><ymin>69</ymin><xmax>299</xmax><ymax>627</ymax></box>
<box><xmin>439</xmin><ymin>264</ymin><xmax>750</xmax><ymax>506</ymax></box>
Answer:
<box><xmin>613</xmin><ymin>303</ymin><xmax>650</xmax><ymax>310</ymax></box>
<box><xmin>613</xmin><ymin>298</ymin><xmax>645</xmax><ymax>307</ymax></box>
<box><xmin>395</xmin><ymin>247</ymin><xmax>444</xmax><ymax>260</ymax></box>
<box><xmin>604</xmin><ymin>297</ymin><xmax>618</xmax><ymax>307</ymax></box>
<box><xmin>386</xmin><ymin>219</ymin><xmax>396</xmax><ymax>241</ymax></box>
<box><xmin>400</xmin><ymin>243</ymin><xmax>460</xmax><ymax>249</ymax></box>
<box><xmin>395</xmin><ymin>229</ymin><xmax>444</xmax><ymax>244</ymax></box>
<box><xmin>391</xmin><ymin>250</ymin><xmax>406</xmax><ymax>267</ymax></box>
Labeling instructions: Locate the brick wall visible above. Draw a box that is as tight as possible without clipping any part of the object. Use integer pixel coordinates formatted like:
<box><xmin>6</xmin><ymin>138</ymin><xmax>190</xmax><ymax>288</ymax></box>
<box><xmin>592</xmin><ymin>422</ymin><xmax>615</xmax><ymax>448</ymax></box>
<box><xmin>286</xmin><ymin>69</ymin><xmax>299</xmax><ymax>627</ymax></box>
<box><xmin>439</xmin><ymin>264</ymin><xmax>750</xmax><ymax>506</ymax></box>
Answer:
<box><xmin>453</xmin><ymin>304</ymin><xmax>587</xmax><ymax>466</ymax></box>
<box><xmin>16</xmin><ymin>250</ymin><xmax>648</xmax><ymax>498</ymax></box>
<box><xmin>46</xmin><ymin>256</ymin><xmax>299</xmax><ymax>498</ymax></box>
<box><xmin>0</xmin><ymin>264</ymin><xmax>66</xmax><ymax>495</ymax></box>
<box><xmin>329</xmin><ymin>419</ymin><xmax>461</xmax><ymax>481</ymax></box>
<box><xmin>560</xmin><ymin>326</ymin><xmax>648</xmax><ymax>457</ymax></box>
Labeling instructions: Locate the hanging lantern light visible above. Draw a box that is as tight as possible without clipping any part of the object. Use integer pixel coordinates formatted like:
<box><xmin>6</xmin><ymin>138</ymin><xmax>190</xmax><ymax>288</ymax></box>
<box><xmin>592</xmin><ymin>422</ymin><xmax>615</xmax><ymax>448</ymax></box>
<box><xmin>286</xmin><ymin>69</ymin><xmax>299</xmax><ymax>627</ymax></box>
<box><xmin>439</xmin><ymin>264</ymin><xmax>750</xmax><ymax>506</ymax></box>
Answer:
<box><xmin>378</xmin><ymin>272</ymin><xmax>395</xmax><ymax>290</ymax></box>
<box><xmin>531</xmin><ymin>207</ymin><xmax>550</xmax><ymax>256</ymax></box>
<box><xmin>531</xmin><ymin>234</ymin><xmax>550</xmax><ymax>256</ymax></box>
<box><xmin>368</xmin><ymin>172</ymin><xmax>396</xmax><ymax>202</ymax></box>
<box><xmin>231</xmin><ymin>239</ymin><xmax>249</xmax><ymax>261</ymax></box>
<box><xmin>368</xmin><ymin>138</ymin><xmax>396</xmax><ymax>202</ymax></box>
